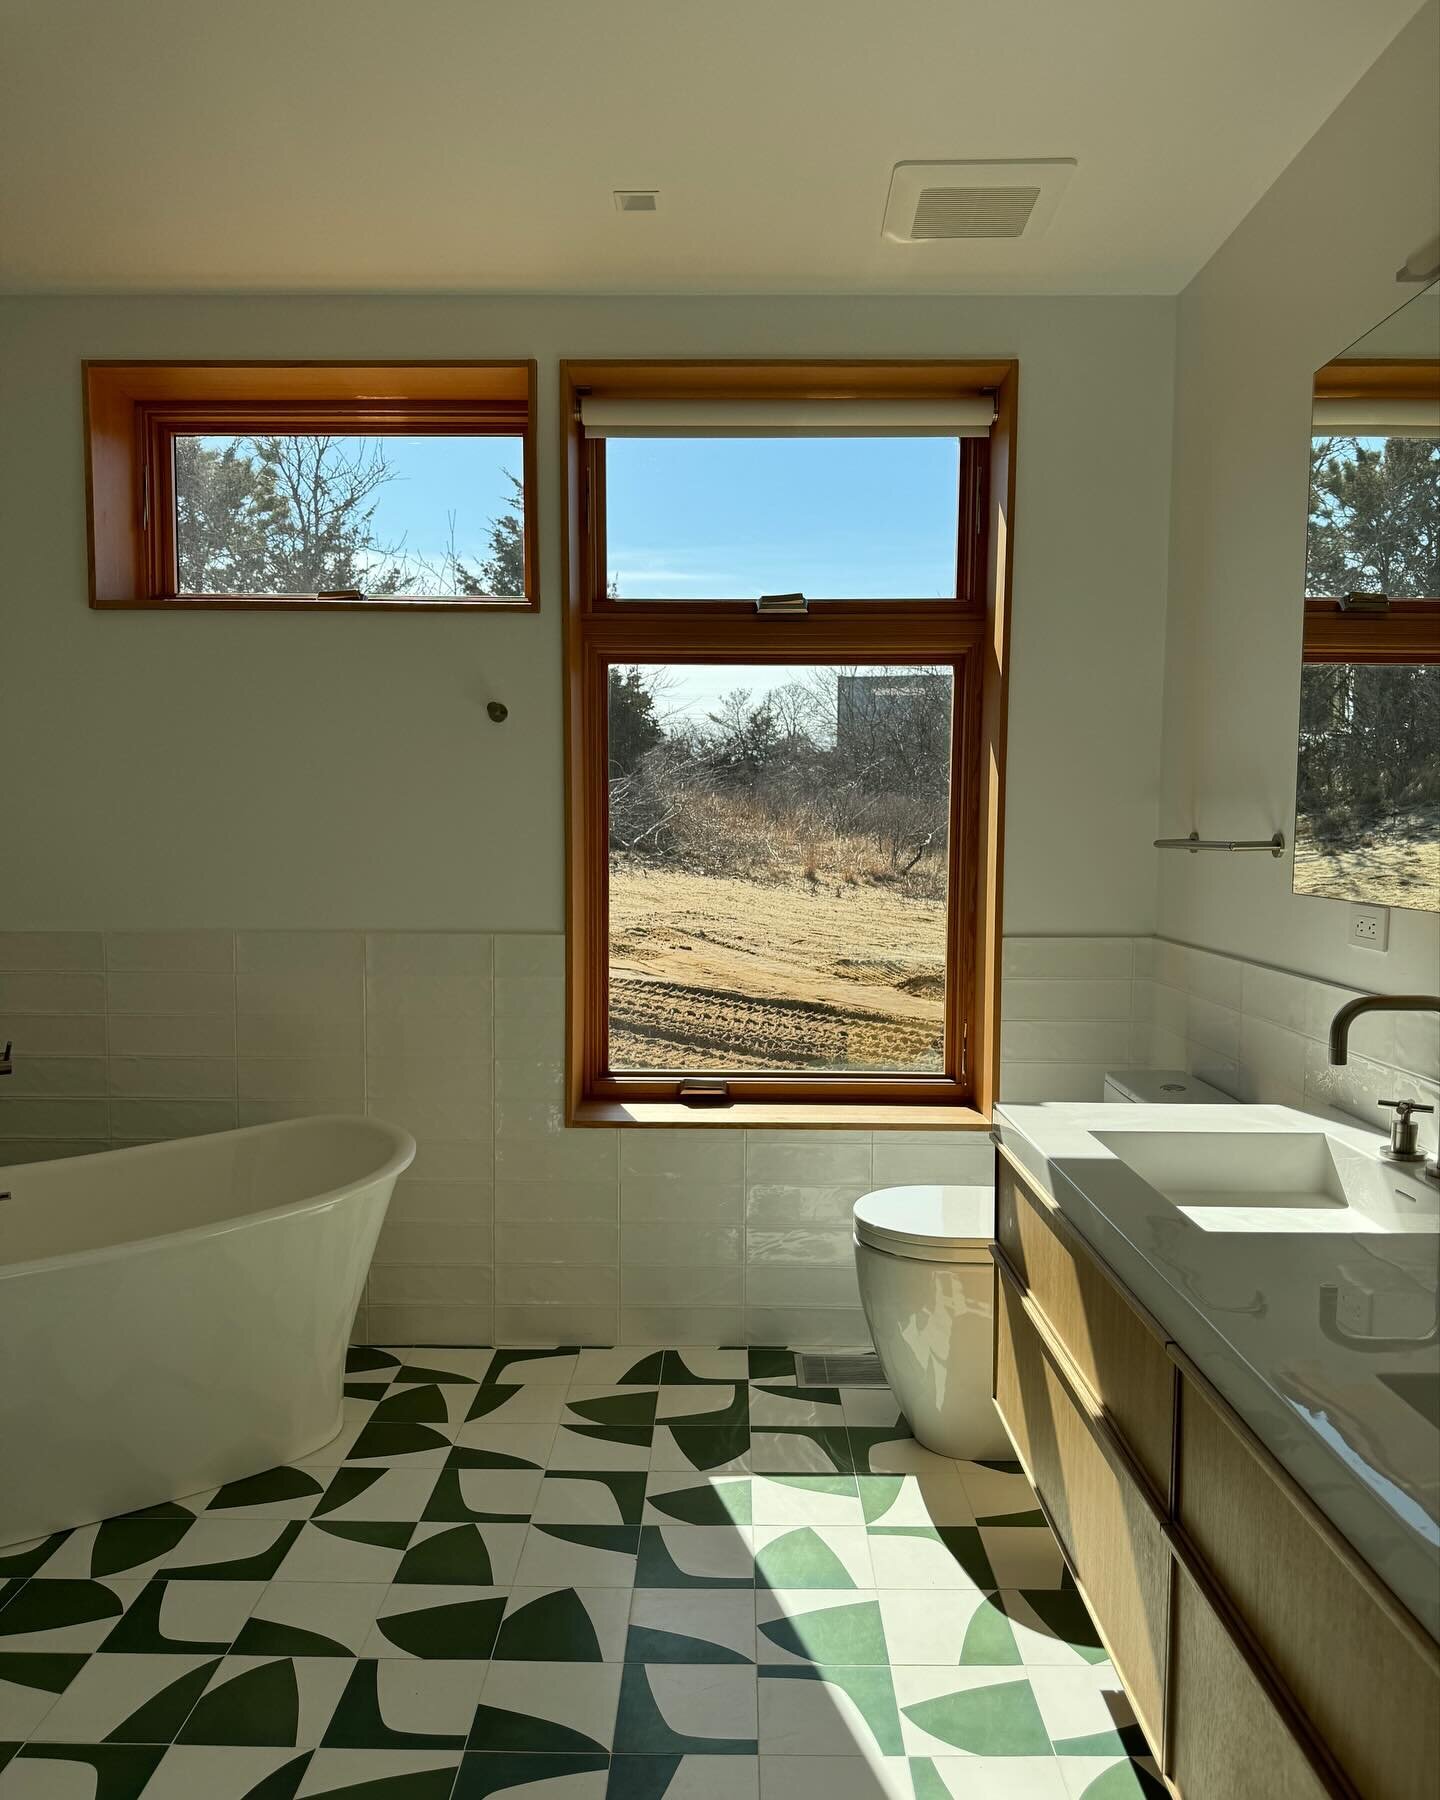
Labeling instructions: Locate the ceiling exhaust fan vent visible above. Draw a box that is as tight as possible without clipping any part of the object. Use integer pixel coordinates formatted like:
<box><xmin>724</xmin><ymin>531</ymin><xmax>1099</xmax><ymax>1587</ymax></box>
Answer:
<box><xmin>613</xmin><ymin>190</ymin><xmax>658</xmax><ymax>213</ymax></box>
<box><xmin>883</xmin><ymin>159</ymin><xmax>1075</xmax><ymax>243</ymax></box>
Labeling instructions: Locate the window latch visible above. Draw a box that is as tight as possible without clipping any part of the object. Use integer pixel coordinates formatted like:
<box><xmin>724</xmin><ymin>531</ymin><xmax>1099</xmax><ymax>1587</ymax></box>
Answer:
<box><xmin>316</xmin><ymin>588</ymin><xmax>367</xmax><ymax>602</ymax></box>
<box><xmin>755</xmin><ymin>592</ymin><xmax>807</xmax><ymax>616</ymax></box>
<box><xmin>1338</xmin><ymin>591</ymin><xmax>1389</xmax><ymax>615</ymax></box>
<box><xmin>678</xmin><ymin>1077</ymin><xmax>731</xmax><ymax>1104</ymax></box>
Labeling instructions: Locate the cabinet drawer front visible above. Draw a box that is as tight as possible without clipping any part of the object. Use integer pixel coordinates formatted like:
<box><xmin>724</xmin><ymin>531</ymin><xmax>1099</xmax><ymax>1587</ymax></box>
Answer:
<box><xmin>1170</xmin><ymin>1573</ymin><xmax>1331</xmax><ymax>1800</ymax></box>
<box><xmin>1177</xmin><ymin>1375</ymin><xmax>1440</xmax><ymax>1800</ymax></box>
<box><xmin>996</xmin><ymin>1270</ymin><xmax>1170</xmax><ymax>1755</ymax></box>
<box><xmin>996</xmin><ymin>1154</ymin><xmax>1174</xmax><ymax>1498</ymax></box>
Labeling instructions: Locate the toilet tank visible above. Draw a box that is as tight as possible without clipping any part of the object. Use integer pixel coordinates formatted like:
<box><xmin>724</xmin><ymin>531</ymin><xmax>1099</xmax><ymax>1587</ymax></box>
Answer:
<box><xmin>1102</xmin><ymin>1068</ymin><xmax>1231</xmax><ymax>1104</ymax></box>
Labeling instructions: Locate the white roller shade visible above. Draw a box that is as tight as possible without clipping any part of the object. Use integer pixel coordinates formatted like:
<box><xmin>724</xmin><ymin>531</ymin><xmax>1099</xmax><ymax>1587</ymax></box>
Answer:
<box><xmin>579</xmin><ymin>396</ymin><xmax>995</xmax><ymax>438</ymax></box>
<box><xmin>1312</xmin><ymin>397</ymin><xmax>1440</xmax><ymax>439</ymax></box>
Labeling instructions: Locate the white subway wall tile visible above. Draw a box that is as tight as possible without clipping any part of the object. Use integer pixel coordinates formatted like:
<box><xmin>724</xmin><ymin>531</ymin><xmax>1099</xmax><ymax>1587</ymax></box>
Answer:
<box><xmin>236</xmin><ymin>931</ymin><xmax>364</xmax><ymax>974</ymax></box>
<box><xmin>621</xmin><ymin>1307</ymin><xmax>745</xmax><ymax>1345</ymax></box>
<box><xmin>0</xmin><ymin>972</ymin><xmax>106</xmax><ymax>1014</ymax></box>
<box><xmin>368</xmin><ymin>1303</ymin><xmax>493</xmax><ymax>1345</ymax></box>
<box><xmin>1002</xmin><ymin>978</ymin><xmax>1134</xmax><ymax>1021</ymax></box>
<box><xmin>621</xmin><ymin>1266</ymin><xmax>742</xmax><ymax>1307</ymax></box>
<box><xmin>0</xmin><ymin>1097</ymin><xmax>109</xmax><ymax>1137</ymax></box>
<box><xmin>109</xmin><ymin>1014</ymin><xmax>237</xmax><ymax>1057</ymax></box>
<box><xmin>108</xmin><ymin>1057</ymin><xmax>235</xmax><ymax>1099</ymax></box>
<box><xmin>496</xmin><ymin>1222</ymin><xmax>619</xmax><ymax>1266</ymax></box>
<box><xmin>745</xmin><ymin>1308</ymin><xmax>869</xmax><ymax>1348</ymax></box>
<box><xmin>620</xmin><ymin>1223</ymin><xmax>742</xmax><ymax>1266</ymax></box>
<box><xmin>494</xmin><ymin>1303</ymin><xmax>618</xmax><ymax>1345</ymax></box>
<box><xmin>4</xmin><ymin>1056</ymin><xmax>109</xmax><ymax>1096</ymax></box>
<box><xmin>388</xmin><ymin>1179</ymin><xmax>493</xmax><ymax>1226</ymax></box>
<box><xmin>0</xmin><ymin>1014</ymin><xmax>108</xmax><ymax>1056</ymax></box>
<box><xmin>107</xmin><ymin>1098</ymin><xmax>237</xmax><ymax>1139</ymax></box>
<box><xmin>365</xmin><ymin>932</ymin><xmax>492</xmax><ymax>977</ymax></box>
<box><xmin>495</xmin><ymin>1179</ymin><xmax>618</xmax><ymax>1224</ymax></box>
<box><xmin>493</xmin><ymin>935</ymin><xmax>565</xmax><ymax>978</ymax></box>
<box><xmin>105</xmin><ymin>932</ymin><xmax>233</xmax><ymax>973</ymax></box>
<box><xmin>376</xmin><ymin>1221</ymin><xmax>492</xmax><ymax>1265</ymax></box>
<box><xmin>0</xmin><ymin>933</ymin><xmax>104</xmax><ymax>971</ymax></box>
<box><xmin>1002</xmin><ymin>938</ymin><xmax>1133</xmax><ymax>979</ymax></box>
<box><xmin>622</xmin><ymin>1178</ymin><xmax>743</xmax><ymax>1225</ymax></box>
<box><xmin>368</xmin><ymin>1264</ymin><xmax>494</xmax><ymax>1306</ymax></box>
<box><xmin>496</xmin><ymin>1264</ymin><xmax>620</xmax><ymax>1307</ymax></box>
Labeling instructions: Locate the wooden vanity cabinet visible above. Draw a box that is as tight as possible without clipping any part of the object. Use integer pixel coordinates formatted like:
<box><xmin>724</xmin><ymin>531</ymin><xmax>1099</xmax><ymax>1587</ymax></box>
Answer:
<box><xmin>995</xmin><ymin>1264</ymin><xmax>1171</xmax><ymax>1750</ymax></box>
<box><xmin>996</xmin><ymin>1154</ymin><xmax>1174</xmax><ymax>1497</ymax></box>
<box><xmin>992</xmin><ymin>1145</ymin><xmax>1440</xmax><ymax>1800</ymax></box>
<box><xmin>1175</xmin><ymin>1370</ymin><xmax>1440</xmax><ymax>1800</ymax></box>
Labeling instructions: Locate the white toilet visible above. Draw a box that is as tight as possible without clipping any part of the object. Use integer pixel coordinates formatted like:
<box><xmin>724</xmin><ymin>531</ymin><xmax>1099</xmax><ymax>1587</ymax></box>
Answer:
<box><xmin>852</xmin><ymin>1183</ymin><xmax>1009</xmax><ymax>1460</ymax></box>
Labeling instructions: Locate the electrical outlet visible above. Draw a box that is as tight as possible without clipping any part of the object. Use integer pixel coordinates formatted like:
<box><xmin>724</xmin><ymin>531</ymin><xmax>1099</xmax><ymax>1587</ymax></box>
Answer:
<box><xmin>1349</xmin><ymin>903</ymin><xmax>1390</xmax><ymax>951</ymax></box>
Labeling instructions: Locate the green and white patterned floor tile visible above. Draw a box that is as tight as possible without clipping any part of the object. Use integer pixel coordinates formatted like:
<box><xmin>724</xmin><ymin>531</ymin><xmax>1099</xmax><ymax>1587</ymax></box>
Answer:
<box><xmin>748</xmin><ymin>1430</ymin><xmax>854</xmax><ymax>1478</ymax></box>
<box><xmin>756</xmin><ymin>1664</ymin><xmax>902</xmax><ymax>1758</ymax></box>
<box><xmin>512</xmin><ymin>1527</ymin><xmax>639</xmax><ymax>1591</ymax></box>
<box><xmin>193</xmin><ymin>1466</ymin><xmax>331</xmax><ymax>1521</ymax></box>
<box><xmin>877</xmin><ymin>1589</ymin><xmax>1022</xmax><ymax>1668</ymax></box>
<box><xmin>564</xmin><ymin>1390</ymin><xmax>660</xmax><ymax>1432</ymax></box>
<box><xmin>857</xmin><ymin>1475</ymin><xmax>973</xmax><ymax>1529</ymax></box>
<box><xmin>297</xmin><ymin>1746</ymin><xmax>465</xmax><ymax>1797</ymax></box>
<box><xmin>363</xmin><ymin>1588</ymin><xmax>507</xmax><ymax>1662</ymax></box>
<box><xmin>656</xmin><ymin>1388</ymin><xmax>749</xmax><ymax>1430</ymax></box>
<box><xmin>609</xmin><ymin>1753</ymin><xmax>758</xmax><ymax>1798</ymax></box>
<box><xmin>532</xmin><ymin>1475</ymin><xmax>648</xmax><ymax>1529</ymax></box>
<box><xmin>138</xmin><ymin>1744</ymin><xmax>317</xmax><ymax>1799</ymax></box>
<box><xmin>753</xmin><ymin>1526</ymin><xmax>873</xmax><ymax>1591</ymax></box>
<box><xmin>314</xmin><ymin>1470</ymin><xmax>442</xmax><ymax>1526</ymax></box>
<box><xmin>750</xmin><ymin>1477</ymin><xmax>862</xmax><ymax>1529</ymax></box>
<box><xmin>0</xmin><ymin>1583</ymin><xmax>147</xmax><ymax>1654</ymax></box>
<box><xmin>463</xmin><ymin>1387</ymin><xmax>568</xmax><ymax>1428</ymax></box>
<box><xmin>1026</xmin><ymin>1665</ymin><xmax>1136</xmax><ymax>1760</ymax></box>
<box><xmin>642</xmin><ymin>1476</ymin><xmax>751</xmax><ymax>1528</ymax></box>
<box><xmin>0</xmin><ymin>1656</ymin><xmax>86</xmax><ymax>1741</ymax></box>
<box><xmin>481</xmin><ymin>1351</ymin><xmax>580</xmax><ymax>1386</ymax></box>
<box><xmin>866</xmin><ymin>1527</ymin><xmax>994</xmax><ymax>1592</ymax></box>
<box><xmin>0</xmin><ymin>1742</ymin><xmax>169</xmax><ymax>1798</ymax></box>
<box><xmin>626</xmin><ymin>1592</ymin><xmax>755</xmax><ymax>1666</ymax></box>
<box><xmin>0</xmin><ymin>1344</ymin><xmax>1175</xmax><ymax>1799</ymax></box>
<box><xmin>272</xmin><ymin>1524</ymin><xmax>410</xmax><ymax>1586</ymax></box>
<box><xmin>893</xmin><ymin>1666</ymin><xmax>1052</xmax><ymax>1759</ymax></box>
<box><xmin>571</xmin><ymin>1350</ymin><xmax>666</xmax><ymax>1388</ymax></box>
<box><xmin>231</xmin><ymin>1583</ymin><xmax>391</xmax><ymax>1660</ymax></box>
<box><xmin>758</xmin><ymin>1757</ymin><xmax>913</xmax><ymax>1800</ymax></box>
<box><xmin>471</xmin><ymin>1660</ymin><xmax>621</xmax><ymax>1753</ymax></box>
<box><xmin>548</xmin><ymin>1428</ymin><xmax>654</xmax><ymax>1474</ymax></box>
<box><xmin>755</xmin><ymin>1592</ymin><xmax>888</xmax><ymax>1667</ymax></box>
<box><xmin>661</xmin><ymin>1352</ymin><xmax>750</xmax><ymax>1387</ymax></box>
<box><xmin>912</xmin><ymin>1754</ymin><xmax>1070</xmax><ymax>1797</ymax></box>
<box><xmin>633</xmin><ymin>1527</ymin><xmax>753</xmax><ymax>1590</ymax></box>
<box><xmin>494</xmin><ymin>1589</ymin><xmax>631</xmax><ymax>1663</ymax></box>
<box><xmin>613</xmin><ymin>1665</ymin><xmax>757</xmax><ymax>1755</ymax></box>
<box><xmin>747</xmin><ymin>1387</ymin><xmax>846</xmax><ymax>1429</ymax></box>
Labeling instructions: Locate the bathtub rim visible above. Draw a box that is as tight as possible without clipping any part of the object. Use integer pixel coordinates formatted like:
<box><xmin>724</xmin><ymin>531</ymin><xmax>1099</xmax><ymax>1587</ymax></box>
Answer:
<box><xmin>0</xmin><ymin>1112</ymin><xmax>416</xmax><ymax>1282</ymax></box>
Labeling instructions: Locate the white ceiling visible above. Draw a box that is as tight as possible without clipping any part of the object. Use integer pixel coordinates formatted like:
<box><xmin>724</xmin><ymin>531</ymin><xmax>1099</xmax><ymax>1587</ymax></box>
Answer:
<box><xmin>0</xmin><ymin>0</ymin><xmax>1425</xmax><ymax>295</ymax></box>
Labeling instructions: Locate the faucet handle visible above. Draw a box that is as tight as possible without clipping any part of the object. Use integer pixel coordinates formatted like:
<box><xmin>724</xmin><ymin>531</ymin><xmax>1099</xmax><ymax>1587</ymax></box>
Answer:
<box><xmin>1380</xmin><ymin>1099</ymin><xmax>1433</xmax><ymax>1164</ymax></box>
<box><xmin>1380</xmin><ymin>1099</ymin><xmax>1434</xmax><ymax>1115</ymax></box>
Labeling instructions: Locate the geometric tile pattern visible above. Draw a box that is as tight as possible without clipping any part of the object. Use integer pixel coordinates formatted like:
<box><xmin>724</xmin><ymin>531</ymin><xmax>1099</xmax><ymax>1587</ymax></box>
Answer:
<box><xmin>0</xmin><ymin>1346</ymin><xmax>1165</xmax><ymax>1798</ymax></box>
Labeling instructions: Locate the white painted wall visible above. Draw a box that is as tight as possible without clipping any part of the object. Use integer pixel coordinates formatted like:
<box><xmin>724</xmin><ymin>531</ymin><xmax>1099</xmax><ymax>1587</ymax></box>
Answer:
<box><xmin>0</xmin><ymin>295</ymin><xmax>1174</xmax><ymax>936</ymax></box>
<box><xmin>1159</xmin><ymin>1</ymin><xmax>1440</xmax><ymax>991</ymax></box>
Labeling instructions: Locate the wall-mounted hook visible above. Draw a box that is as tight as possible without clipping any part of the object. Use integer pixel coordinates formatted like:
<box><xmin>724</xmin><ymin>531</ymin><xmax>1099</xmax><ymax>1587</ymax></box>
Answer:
<box><xmin>487</xmin><ymin>701</ymin><xmax>509</xmax><ymax>724</ymax></box>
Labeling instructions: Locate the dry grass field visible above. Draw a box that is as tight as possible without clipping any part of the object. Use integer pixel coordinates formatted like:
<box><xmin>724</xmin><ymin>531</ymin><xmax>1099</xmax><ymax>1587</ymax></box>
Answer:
<box><xmin>608</xmin><ymin>856</ymin><xmax>947</xmax><ymax>1072</ymax></box>
<box><xmin>1293</xmin><ymin>804</ymin><xmax>1440</xmax><ymax>911</ymax></box>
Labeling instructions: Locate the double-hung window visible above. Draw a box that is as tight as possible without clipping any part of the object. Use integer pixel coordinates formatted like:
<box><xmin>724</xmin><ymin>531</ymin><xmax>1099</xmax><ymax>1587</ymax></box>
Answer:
<box><xmin>561</xmin><ymin>360</ymin><xmax>1018</xmax><ymax>1125</ymax></box>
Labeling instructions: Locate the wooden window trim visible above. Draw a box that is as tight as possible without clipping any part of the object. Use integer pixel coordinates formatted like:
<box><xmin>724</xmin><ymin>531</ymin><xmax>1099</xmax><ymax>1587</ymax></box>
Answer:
<box><xmin>1304</xmin><ymin>358</ymin><xmax>1439</xmax><ymax>666</ymax></box>
<box><xmin>83</xmin><ymin>361</ymin><xmax>540</xmax><ymax>611</ymax></box>
<box><xmin>560</xmin><ymin>357</ymin><xmax>1018</xmax><ymax>1128</ymax></box>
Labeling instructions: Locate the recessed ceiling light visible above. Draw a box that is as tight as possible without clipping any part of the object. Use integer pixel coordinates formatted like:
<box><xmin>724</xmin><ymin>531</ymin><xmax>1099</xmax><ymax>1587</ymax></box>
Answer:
<box><xmin>613</xmin><ymin>191</ymin><xmax>658</xmax><ymax>214</ymax></box>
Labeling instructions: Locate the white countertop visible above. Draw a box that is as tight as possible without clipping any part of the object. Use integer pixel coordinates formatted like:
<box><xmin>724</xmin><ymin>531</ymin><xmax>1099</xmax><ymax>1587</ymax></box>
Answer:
<box><xmin>993</xmin><ymin>1101</ymin><xmax>1440</xmax><ymax>1642</ymax></box>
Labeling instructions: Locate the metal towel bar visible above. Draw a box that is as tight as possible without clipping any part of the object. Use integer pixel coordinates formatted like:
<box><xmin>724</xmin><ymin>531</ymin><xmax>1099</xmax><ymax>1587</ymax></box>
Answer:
<box><xmin>1154</xmin><ymin>831</ymin><xmax>1285</xmax><ymax>857</ymax></box>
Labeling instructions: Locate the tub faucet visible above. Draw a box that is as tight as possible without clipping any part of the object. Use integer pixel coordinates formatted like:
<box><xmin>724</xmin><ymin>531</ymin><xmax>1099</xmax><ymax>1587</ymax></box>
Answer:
<box><xmin>0</xmin><ymin>1040</ymin><xmax>10</xmax><ymax>1077</ymax></box>
<box><xmin>1328</xmin><ymin>996</ymin><xmax>1439</xmax><ymax>1184</ymax></box>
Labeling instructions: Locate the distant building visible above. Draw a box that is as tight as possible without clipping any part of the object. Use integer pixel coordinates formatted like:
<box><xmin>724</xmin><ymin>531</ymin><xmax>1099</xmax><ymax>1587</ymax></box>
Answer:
<box><xmin>835</xmin><ymin>671</ymin><xmax>949</xmax><ymax>758</ymax></box>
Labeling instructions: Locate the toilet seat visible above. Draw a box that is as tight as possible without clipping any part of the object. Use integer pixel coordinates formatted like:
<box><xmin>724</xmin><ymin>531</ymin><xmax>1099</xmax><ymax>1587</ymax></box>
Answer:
<box><xmin>852</xmin><ymin>1184</ymin><xmax>994</xmax><ymax>1264</ymax></box>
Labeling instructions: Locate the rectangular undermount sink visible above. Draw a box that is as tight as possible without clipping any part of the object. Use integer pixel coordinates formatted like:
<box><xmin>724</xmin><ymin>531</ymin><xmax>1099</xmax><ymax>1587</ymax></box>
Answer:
<box><xmin>1093</xmin><ymin>1129</ymin><xmax>1439</xmax><ymax>1234</ymax></box>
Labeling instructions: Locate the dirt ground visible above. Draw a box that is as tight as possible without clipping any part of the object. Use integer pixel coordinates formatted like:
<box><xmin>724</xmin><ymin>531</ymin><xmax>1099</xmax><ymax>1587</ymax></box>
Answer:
<box><xmin>609</xmin><ymin>859</ymin><xmax>947</xmax><ymax>1071</ymax></box>
<box><xmin>1293</xmin><ymin>805</ymin><xmax>1440</xmax><ymax>911</ymax></box>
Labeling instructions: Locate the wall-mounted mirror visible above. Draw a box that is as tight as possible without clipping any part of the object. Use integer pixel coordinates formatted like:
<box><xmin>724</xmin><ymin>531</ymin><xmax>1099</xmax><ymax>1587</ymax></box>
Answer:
<box><xmin>1293</xmin><ymin>280</ymin><xmax>1439</xmax><ymax>912</ymax></box>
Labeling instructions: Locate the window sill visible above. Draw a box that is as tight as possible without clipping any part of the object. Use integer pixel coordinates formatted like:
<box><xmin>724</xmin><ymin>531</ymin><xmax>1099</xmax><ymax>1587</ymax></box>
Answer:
<box><xmin>568</xmin><ymin>1099</ymin><xmax>992</xmax><ymax>1130</ymax></box>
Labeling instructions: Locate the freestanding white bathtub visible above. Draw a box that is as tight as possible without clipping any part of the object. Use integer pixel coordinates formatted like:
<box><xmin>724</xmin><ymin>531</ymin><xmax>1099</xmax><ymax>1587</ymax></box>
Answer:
<box><xmin>0</xmin><ymin>1114</ymin><xmax>414</xmax><ymax>1548</ymax></box>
